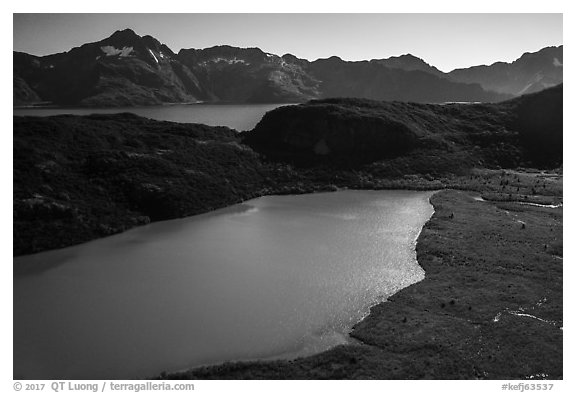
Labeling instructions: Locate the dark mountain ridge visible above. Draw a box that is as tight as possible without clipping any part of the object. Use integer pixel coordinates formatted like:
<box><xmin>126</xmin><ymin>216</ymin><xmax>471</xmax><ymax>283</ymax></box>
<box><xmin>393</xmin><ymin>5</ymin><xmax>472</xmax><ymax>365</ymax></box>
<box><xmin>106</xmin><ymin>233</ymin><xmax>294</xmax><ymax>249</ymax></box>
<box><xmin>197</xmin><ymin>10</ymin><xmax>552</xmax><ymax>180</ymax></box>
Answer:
<box><xmin>371</xmin><ymin>54</ymin><xmax>445</xmax><ymax>77</ymax></box>
<box><xmin>448</xmin><ymin>46</ymin><xmax>563</xmax><ymax>96</ymax></box>
<box><xmin>306</xmin><ymin>57</ymin><xmax>502</xmax><ymax>103</ymax></box>
<box><xmin>14</xmin><ymin>29</ymin><xmax>207</xmax><ymax>106</ymax></box>
<box><xmin>14</xmin><ymin>28</ymin><xmax>543</xmax><ymax>107</ymax></box>
<box><xmin>176</xmin><ymin>45</ymin><xmax>321</xmax><ymax>103</ymax></box>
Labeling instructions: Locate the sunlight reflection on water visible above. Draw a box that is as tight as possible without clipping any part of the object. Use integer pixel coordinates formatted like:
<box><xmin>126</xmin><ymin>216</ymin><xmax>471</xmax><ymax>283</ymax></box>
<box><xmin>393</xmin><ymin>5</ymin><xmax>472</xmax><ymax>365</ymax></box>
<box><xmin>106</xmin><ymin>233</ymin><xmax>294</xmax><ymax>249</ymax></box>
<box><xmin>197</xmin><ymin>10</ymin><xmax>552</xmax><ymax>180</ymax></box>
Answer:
<box><xmin>14</xmin><ymin>190</ymin><xmax>433</xmax><ymax>379</ymax></box>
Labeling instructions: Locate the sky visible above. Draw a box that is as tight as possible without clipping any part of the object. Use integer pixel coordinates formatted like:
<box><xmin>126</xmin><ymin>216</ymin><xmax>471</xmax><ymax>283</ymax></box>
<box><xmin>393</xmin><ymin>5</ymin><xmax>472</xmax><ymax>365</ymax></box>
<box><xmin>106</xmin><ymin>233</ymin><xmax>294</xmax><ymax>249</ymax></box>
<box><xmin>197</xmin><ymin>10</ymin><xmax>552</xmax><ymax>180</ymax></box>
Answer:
<box><xmin>13</xmin><ymin>13</ymin><xmax>563</xmax><ymax>72</ymax></box>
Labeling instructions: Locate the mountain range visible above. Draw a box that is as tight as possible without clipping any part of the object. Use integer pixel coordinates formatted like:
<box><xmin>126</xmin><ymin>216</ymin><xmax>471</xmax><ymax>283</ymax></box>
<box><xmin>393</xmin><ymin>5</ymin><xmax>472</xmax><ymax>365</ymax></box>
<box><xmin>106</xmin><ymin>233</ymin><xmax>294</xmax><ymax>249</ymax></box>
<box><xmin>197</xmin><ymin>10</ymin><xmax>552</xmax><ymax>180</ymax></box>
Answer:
<box><xmin>13</xmin><ymin>29</ymin><xmax>562</xmax><ymax>107</ymax></box>
<box><xmin>448</xmin><ymin>46</ymin><xmax>563</xmax><ymax>96</ymax></box>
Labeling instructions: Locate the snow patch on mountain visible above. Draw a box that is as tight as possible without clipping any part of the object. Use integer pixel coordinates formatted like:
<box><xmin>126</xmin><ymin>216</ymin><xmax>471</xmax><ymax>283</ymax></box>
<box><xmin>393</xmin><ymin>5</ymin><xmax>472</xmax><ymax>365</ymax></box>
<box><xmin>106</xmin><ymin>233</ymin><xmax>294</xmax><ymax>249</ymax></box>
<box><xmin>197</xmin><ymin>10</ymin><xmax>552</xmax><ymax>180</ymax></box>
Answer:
<box><xmin>100</xmin><ymin>46</ymin><xmax>134</xmax><ymax>57</ymax></box>
<box><xmin>200</xmin><ymin>57</ymin><xmax>249</xmax><ymax>66</ymax></box>
<box><xmin>148</xmin><ymin>49</ymin><xmax>159</xmax><ymax>63</ymax></box>
<box><xmin>553</xmin><ymin>58</ymin><xmax>562</xmax><ymax>67</ymax></box>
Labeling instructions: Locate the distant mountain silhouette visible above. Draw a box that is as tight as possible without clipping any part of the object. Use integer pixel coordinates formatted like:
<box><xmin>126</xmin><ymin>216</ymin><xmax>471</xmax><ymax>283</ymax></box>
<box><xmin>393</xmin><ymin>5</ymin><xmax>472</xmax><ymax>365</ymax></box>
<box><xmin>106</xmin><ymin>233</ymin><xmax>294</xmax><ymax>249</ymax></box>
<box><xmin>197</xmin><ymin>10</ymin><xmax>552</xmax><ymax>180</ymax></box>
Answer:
<box><xmin>14</xmin><ymin>29</ymin><xmax>207</xmax><ymax>106</ymax></box>
<box><xmin>371</xmin><ymin>54</ymin><xmax>445</xmax><ymax>78</ymax></box>
<box><xmin>447</xmin><ymin>46</ymin><xmax>563</xmax><ymax>96</ymax></box>
<box><xmin>176</xmin><ymin>46</ymin><xmax>322</xmax><ymax>103</ymax></box>
<box><xmin>177</xmin><ymin>47</ymin><xmax>507</xmax><ymax>104</ymax></box>
<box><xmin>15</xmin><ymin>29</ymin><xmax>561</xmax><ymax>107</ymax></box>
<box><xmin>305</xmin><ymin>56</ymin><xmax>503</xmax><ymax>103</ymax></box>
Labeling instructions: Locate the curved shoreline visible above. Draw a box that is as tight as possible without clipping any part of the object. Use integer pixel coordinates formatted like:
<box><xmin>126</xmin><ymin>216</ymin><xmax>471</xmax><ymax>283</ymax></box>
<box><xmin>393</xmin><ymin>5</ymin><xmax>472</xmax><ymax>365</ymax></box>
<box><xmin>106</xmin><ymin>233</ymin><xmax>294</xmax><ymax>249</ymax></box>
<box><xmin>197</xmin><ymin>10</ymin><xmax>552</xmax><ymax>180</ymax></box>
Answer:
<box><xmin>349</xmin><ymin>191</ymin><xmax>435</xmax><ymax>331</ymax></box>
<box><xmin>161</xmin><ymin>188</ymin><xmax>562</xmax><ymax>379</ymax></box>
<box><xmin>154</xmin><ymin>191</ymin><xmax>437</xmax><ymax>378</ymax></box>
<box><xmin>159</xmin><ymin>191</ymin><xmax>441</xmax><ymax>379</ymax></box>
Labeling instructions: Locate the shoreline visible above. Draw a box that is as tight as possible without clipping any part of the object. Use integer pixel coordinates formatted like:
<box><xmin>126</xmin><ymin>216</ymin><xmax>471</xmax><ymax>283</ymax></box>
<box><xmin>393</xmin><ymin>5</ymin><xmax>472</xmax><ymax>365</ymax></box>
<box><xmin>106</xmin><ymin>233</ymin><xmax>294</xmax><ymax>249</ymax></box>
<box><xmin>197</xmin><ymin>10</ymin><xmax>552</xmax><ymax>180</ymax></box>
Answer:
<box><xmin>155</xmin><ymin>189</ymin><xmax>439</xmax><ymax>378</ymax></box>
<box><xmin>152</xmin><ymin>189</ymin><xmax>436</xmax><ymax>377</ymax></box>
<box><xmin>15</xmin><ymin>189</ymin><xmax>435</xmax><ymax>380</ymax></box>
<box><xmin>161</xmin><ymin>187</ymin><xmax>562</xmax><ymax>379</ymax></box>
<box><xmin>12</xmin><ymin>101</ymin><xmax>300</xmax><ymax>110</ymax></box>
<box><xmin>14</xmin><ymin>166</ymin><xmax>562</xmax><ymax>259</ymax></box>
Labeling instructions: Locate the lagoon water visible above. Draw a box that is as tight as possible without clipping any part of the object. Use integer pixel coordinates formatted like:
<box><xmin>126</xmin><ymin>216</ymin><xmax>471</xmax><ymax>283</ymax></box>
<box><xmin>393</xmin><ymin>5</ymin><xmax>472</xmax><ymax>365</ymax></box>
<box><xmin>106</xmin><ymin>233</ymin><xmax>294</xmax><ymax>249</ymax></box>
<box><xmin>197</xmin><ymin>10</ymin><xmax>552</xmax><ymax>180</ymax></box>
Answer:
<box><xmin>13</xmin><ymin>103</ymin><xmax>291</xmax><ymax>131</ymax></box>
<box><xmin>14</xmin><ymin>190</ymin><xmax>433</xmax><ymax>379</ymax></box>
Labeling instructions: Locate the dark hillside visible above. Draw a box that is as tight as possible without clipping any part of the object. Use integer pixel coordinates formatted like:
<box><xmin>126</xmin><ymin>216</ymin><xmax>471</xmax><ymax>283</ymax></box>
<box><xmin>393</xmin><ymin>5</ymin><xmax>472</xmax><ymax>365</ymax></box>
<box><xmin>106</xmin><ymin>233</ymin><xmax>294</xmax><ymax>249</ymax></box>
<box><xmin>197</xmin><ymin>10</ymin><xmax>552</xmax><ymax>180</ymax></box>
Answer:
<box><xmin>245</xmin><ymin>85</ymin><xmax>562</xmax><ymax>170</ymax></box>
<box><xmin>502</xmin><ymin>84</ymin><xmax>563</xmax><ymax>167</ymax></box>
<box><xmin>13</xmin><ymin>114</ymin><xmax>275</xmax><ymax>256</ymax></box>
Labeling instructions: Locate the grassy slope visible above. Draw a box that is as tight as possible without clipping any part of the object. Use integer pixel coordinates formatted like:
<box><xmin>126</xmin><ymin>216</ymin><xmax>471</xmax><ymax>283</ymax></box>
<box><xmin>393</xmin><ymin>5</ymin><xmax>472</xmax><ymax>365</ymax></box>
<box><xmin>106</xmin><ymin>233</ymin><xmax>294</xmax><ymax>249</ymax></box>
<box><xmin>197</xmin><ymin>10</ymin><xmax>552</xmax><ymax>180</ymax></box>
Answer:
<box><xmin>163</xmin><ymin>178</ymin><xmax>562</xmax><ymax>379</ymax></box>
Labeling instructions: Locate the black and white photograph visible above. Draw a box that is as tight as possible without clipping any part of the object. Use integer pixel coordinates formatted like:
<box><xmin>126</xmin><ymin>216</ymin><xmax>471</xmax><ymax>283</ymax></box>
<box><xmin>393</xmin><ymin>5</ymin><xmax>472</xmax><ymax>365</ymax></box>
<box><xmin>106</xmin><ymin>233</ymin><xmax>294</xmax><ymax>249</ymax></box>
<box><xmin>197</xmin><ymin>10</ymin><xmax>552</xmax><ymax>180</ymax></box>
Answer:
<box><xmin>8</xmin><ymin>4</ymin><xmax>569</xmax><ymax>387</ymax></box>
